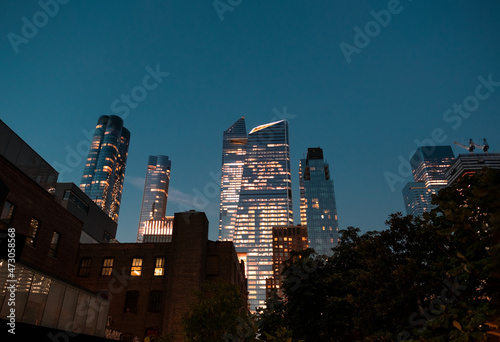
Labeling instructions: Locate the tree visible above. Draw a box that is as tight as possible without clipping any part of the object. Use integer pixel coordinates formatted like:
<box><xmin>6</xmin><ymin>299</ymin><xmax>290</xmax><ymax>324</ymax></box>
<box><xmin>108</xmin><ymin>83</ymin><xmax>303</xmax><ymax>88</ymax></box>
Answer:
<box><xmin>183</xmin><ymin>281</ymin><xmax>249</xmax><ymax>342</ymax></box>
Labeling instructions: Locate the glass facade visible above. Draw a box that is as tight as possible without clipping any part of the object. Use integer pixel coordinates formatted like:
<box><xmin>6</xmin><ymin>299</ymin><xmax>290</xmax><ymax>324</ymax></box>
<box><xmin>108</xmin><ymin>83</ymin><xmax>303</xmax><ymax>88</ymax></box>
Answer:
<box><xmin>410</xmin><ymin>146</ymin><xmax>455</xmax><ymax>188</ymax></box>
<box><xmin>402</xmin><ymin>182</ymin><xmax>436</xmax><ymax>217</ymax></box>
<box><xmin>137</xmin><ymin>155</ymin><xmax>171</xmax><ymax>242</ymax></box>
<box><xmin>218</xmin><ymin>117</ymin><xmax>247</xmax><ymax>241</ymax></box>
<box><xmin>403</xmin><ymin>146</ymin><xmax>455</xmax><ymax>216</ymax></box>
<box><xmin>234</xmin><ymin>120</ymin><xmax>293</xmax><ymax>311</ymax></box>
<box><xmin>299</xmin><ymin>147</ymin><xmax>339</xmax><ymax>256</ymax></box>
<box><xmin>79</xmin><ymin>115</ymin><xmax>130</xmax><ymax>222</ymax></box>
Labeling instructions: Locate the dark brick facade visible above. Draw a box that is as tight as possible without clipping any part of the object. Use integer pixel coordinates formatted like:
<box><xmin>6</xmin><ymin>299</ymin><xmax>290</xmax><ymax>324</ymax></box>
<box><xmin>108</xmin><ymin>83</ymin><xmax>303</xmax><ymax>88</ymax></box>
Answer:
<box><xmin>0</xmin><ymin>155</ymin><xmax>83</xmax><ymax>281</ymax></box>
<box><xmin>75</xmin><ymin>211</ymin><xmax>247</xmax><ymax>342</ymax></box>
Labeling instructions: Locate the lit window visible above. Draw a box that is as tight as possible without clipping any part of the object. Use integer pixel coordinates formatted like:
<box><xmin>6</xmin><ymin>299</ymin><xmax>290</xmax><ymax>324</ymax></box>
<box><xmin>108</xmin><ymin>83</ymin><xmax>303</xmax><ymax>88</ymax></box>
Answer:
<box><xmin>131</xmin><ymin>258</ymin><xmax>143</xmax><ymax>276</ymax></box>
<box><xmin>78</xmin><ymin>258</ymin><xmax>92</xmax><ymax>277</ymax></box>
<box><xmin>101</xmin><ymin>258</ymin><xmax>114</xmax><ymax>276</ymax></box>
<box><xmin>26</xmin><ymin>218</ymin><xmax>40</xmax><ymax>247</ymax></box>
<box><xmin>48</xmin><ymin>232</ymin><xmax>60</xmax><ymax>258</ymax></box>
<box><xmin>154</xmin><ymin>257</ymin><xmax>165</xmax><ymax>276</ymax></box>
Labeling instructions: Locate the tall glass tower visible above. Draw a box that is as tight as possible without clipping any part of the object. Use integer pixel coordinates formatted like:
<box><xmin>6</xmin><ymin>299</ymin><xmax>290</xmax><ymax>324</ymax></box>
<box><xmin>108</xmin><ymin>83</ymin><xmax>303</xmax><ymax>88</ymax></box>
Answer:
<box><xmin>403</xmin><ymin>146</ymin><xmax>455</xmax><ymax>216</ymax></box>
<box><xmin>80</xmin><ymin>115</ymin><xmax>130</xmax><ymax>222</ymax></box>
<box><xmin>234</xmin><ymin>120</ymin><xmax>293</xmax><ymax>311</ymax></box>
<box><xmin>299</xmin><ymin>147</ymin><xmax>339</xmax><ymax>256</ymax></box>
<box><xmin>136</xmin><ymin>155</ymin><xmax>171</xmax><ymax>242</ymax></box>
<box><xmin>219</xmin><ymin>117</ymin><xmax>247</xmax><ymax>241</ymax></box>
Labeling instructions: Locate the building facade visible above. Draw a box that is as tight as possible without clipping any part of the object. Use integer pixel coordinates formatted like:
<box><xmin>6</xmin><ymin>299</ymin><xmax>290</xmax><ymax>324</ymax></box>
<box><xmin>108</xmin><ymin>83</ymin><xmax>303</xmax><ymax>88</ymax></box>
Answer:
<box><xmin>402</xmin><ymin>182</ymin><xmax>436</xmax><ymax>217</ymax></box>
<box><xmin>75</xmin><ymin>211</ymin><xmax>247</xmax><ymax>342</ymax></box>
<box><xmin>446</xmin><ymin>153</ymin><xmax>500</xmax><ymax>184</ymax></box>
<box><xmin>142</xmin><ymin>216</ymin><xmax>174</xmax><ymax>243</ymax></box>
<box><xmin>234</xmin><ymin>120</ymin><xmax>293</xmax><ymax>311</ymax></box>
<box><xmin>403</xmin><ymin>146</ymin><xmax>455</xmax><ymax>216</ymax></box>
<box><xmin>137</xmin><ymin>155</ymin><xmax>171</xmax><ymax>242</ymax></box>
<box><xmin>80</xmin><ymin>115</ymin><xmax>130</xmax><ymax>223</ymax></box>
<box><xmin>219</xmin><ymin>117</ymin><xmax>247</xmax><ymax>242</ymax></box>
<box><xmin>266</xmin><ymin>225</ymin><xmax>308</xmax><ymax>299</ymax></box>
<box><xmin>299</xmin><ymin>147</ymin><xmax>339</xmax><ymax>255</ymax></box>
<box><xmin>0</xmin><ymin>131</ymin><xmax>109</xmax><ymax>339</ymax></box>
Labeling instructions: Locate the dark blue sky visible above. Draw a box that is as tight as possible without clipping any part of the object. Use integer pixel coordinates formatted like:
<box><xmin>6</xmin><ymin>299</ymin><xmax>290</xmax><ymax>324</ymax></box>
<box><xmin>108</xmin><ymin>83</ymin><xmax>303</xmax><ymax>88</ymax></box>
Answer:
<box><xmin>1</xmin><ymin>1</ymin><xmax>499</xmax><ymax>242</ymax></box>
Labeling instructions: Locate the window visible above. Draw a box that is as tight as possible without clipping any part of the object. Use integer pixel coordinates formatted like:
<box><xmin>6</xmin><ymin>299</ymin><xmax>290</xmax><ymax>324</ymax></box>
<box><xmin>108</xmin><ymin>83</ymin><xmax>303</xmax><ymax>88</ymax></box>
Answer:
<box><xmin>148</xmin><ymin>291</ymin><xmax>163</xmax><ymax>313</ymax></box>
<box><xmin>101</xmin><ymin>258</ymin><xmax>114</xmax><ymax>276</ymax></box>
<box><xmin>154</xmin><ymin>257</ymin><xmax>165</xmax><ymax>276</ymax></box>
<box><xmin>63</xmin><ymin>190</ymin><xmax>89</xmax><ymax>214</ymax></box>
<box><xmin>130</xmin><ymin>258</ymin><xmax>143</xmax><ymax>276</ymax></box>
<box><xmin>48</xmin><ymin>232</ymin><xmax>60</xmax><ymax>257</ymax></box>
<box><xmin>78</xmin><ymin>258</ymin><xmax>92</xmax><ymax>277</ymax></box>
<box><xmin>124</xmin><ymin>291</ymin><xmax>139</xmax><ymax>313</ymax></box>
<box><xmin>26</xmin><ymin>218</ymin><xmax>40</xmax><ymax>247</ymax></box>
<box><xmin>0</xmin><ymin>201</ymin><xmax>15</xmax><ymax>226</ymax></box>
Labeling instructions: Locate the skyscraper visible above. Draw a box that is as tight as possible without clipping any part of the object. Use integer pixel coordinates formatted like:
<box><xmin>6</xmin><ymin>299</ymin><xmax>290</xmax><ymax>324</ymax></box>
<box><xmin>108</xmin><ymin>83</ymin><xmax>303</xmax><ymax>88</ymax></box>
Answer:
<box><xmin>136</xmin><ymin>155</ymin><xmax>171</xmax><ymax>242</ymax></box>
<box><xmin>80</xmin><ymin>115</ymin><xmax>130</xmax><ymax>222</ymax></box>
<box><xmin>403</xmin><ymin>145</ymin><xmax>455</xmax><ymax>216</ymax></box>
<box><xmin>234</xmin><ymin>120</ymin><xmax>293</xmax><ymax>311</ymax></box>
<box><xmin>299</xmin><ymin>147</ymin><xmax>339</xmax><ymax>255</ymax></box>
<box><xmin>219</xmin><ymin>117</ymin><xmax>247</xmax><ymax>241</ymax></box>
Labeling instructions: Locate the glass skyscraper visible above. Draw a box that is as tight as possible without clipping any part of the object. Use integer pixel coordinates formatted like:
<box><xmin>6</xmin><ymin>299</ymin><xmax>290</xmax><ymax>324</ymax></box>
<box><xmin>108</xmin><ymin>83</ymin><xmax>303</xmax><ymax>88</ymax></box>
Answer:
<box><xmin>136</xmin><ymin>155</ymin><xmax>171</xmax><ymax>242</ymax></box>
<box><xmin>80</xmin><ymin>115</ymin><xmax>130</xmax><ymax>222</ymax></box>
<box><xmin>403</xmin><ymin>145</ymin><xmax>455</xmax><ymax>216</ymax></box>
<box><xmin>219</xmin><ymin>117</ymin><xmax>247</xmax><ymax>241</ymax></box>
<box><xmin>299</xmin><ymin>147</ymin><xmax>339</xmax><ymax>256</ymax></box>
<box><xmin>234</xmin><ymin>120</ymin><xmax>293</xmax><ymax>311</ymax></box>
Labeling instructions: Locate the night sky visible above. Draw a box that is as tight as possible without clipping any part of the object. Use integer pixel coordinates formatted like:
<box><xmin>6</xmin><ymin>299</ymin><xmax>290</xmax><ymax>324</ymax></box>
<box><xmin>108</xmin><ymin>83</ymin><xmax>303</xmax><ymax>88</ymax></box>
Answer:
<box><xmin>1</xmin><ymin>1</ymin><xmax>499</xmax><ymax>243</ymax></box>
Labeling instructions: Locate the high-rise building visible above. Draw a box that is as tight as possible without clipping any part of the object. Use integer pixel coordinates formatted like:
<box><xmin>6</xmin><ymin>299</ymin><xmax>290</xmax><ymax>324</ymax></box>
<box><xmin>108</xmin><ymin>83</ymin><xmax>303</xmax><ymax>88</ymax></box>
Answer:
<box><xmin>80</xmin><ymin>115</ymin><xmax>130</xmax><ymax>222</ymax></box>
<box><xmin>219</xmin><ymin>117</ymin><xmax>247</xmax><ymax>241</ymax></box>
<box><xmin>299</xmin><ymin>147</ymin><xmax>339</xmax><ymax>256</ymax></box>
<box><xmin>446</xmin><ymin>152</ymin><xmax>500</xmax><ymax>184</ymax></box>
<box><xmin>142</xmin><ymin>216</ymin><xmax>174</xmax><ymax>243</ymax></box>
<box><xmin>266</xmin><ymin>225</ymin><xmax>308</xmax><ymax>299</ymax></box>
<box><xmin>234</xmin><ymin>120</ymin><xmax>293</xmax><ymax>311</ymax></box>
<box><xmin>410</xmin><ymin>146</ymin><xmax>455</xmax><ymax>187</ymax></box>
<box><xmin>137</xmin><ymin>155</ymin><xmax>171</xmax><ymax>242</ymax></box>
<box><xmin>402</xmin><ymin>182</ymin><xmax>436</xmax><ymax>217</ymax></box>
<box><xmin>403</xmin><ymin>146</ymin><xmax>455</xmax><ymax>216</ymax></box>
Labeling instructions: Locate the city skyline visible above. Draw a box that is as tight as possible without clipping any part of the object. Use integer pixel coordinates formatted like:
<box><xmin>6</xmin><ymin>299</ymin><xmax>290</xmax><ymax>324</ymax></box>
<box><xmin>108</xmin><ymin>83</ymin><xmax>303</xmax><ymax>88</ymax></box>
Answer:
<box><xmin>1</xmin><ymin>2</ymin><xmax>499</xmax><ymax>244</ymax></box>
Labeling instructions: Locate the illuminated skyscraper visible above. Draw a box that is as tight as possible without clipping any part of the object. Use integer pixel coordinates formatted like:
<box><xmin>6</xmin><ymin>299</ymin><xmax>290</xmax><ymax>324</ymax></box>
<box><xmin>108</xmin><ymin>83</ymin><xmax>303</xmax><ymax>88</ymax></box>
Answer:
<box><xmin>80</xmin><ymin>115</ymin><xmax>130</xmax><ymax>222</ymax></box>
<box><xmin>219</xmin><ymin>117</ymin><xmax>247</xmax><ymax>241</ymax></box>
<box><xmin>234</xmin><ymin>120</ymin><xmax>293</xmax><ymax>311</ymax></box>
<box><xmin>410</xmin><ymin>146</ymin><xmax>455</xmax><ymax>187</ymax></box>
<box><xmin>136</xmin><ymin>155</ymin><xmax>171</xmax><ymax>242</ymax></box>
<box><xmin>403</xmin><ymin>145</ymin><xmax>455</xmax><ymax>216</ymax></box>
<box><xmin>299</xmin><ymin>147</ymin><xmax>339</xmax><ymax>255</ymax></box>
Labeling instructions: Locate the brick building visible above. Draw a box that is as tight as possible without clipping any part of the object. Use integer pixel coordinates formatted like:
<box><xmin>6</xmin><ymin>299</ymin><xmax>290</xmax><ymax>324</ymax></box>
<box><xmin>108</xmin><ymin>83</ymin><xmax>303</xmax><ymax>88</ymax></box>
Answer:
<box><xmin>0</xmin><ymin>137</ymin><xmax>110</xmax><ymax>338</ymax></box>
<box><xmin>266</xmin><ymin>225</ymin><xmax>308</xmax><ymax>299</ymax></box>
<box><xmin>75</xmin><ymin>210</ymin><xmax>247</xmax><ymax>342</ymax></box>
